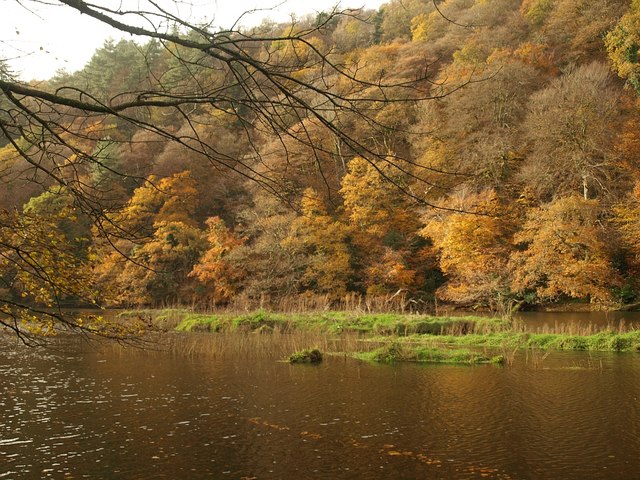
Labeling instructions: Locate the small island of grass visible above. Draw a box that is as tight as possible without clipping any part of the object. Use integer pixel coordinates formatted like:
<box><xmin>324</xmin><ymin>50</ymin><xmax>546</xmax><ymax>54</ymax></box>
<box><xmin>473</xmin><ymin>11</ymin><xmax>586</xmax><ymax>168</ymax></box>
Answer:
<box><xmin>355</xmin><ymin>343</ymin><xmax>504</xmax><ymax>365</ymax></box>
<box><xmin>288</xmin><ymin>348</ymin><xmax>323</xmax><ymax>364</ymax></box>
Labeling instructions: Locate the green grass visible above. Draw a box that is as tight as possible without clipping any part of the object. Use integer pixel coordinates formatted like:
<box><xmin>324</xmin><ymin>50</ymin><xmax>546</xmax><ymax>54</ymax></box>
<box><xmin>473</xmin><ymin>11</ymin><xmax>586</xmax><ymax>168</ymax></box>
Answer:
<box><xmin>161</xmin><ymin>309</ymin><xmax>511</xmax><ymax>336</ymax></box>
<box><xmin>355</xmin><ymin>343</ymin><xmax>503</xmax><ymax>365</ymax></box>
<box><xmin>393</xmin><ymin>331</ymin><xmax>640</xmax><ymax>353</ymax></box>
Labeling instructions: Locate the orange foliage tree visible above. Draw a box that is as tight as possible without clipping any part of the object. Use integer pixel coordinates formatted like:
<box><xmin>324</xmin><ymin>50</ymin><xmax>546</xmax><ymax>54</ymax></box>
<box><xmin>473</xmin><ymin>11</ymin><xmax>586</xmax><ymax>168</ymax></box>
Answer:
<box><xmin>606</xmin><ymin>0</ymin><xmax>640</xmax><ymax>94</ymax></box>
<box><xmin>613</xmin><ymin>183</ymin><xmax>640</xmax><ymax>294</ymax></box>
<box><xmin>189</xmin><ymin>217</ymin><xmax>246</xmax><ymax>305</ymax></box>
<box><xmin>93</xmin><ymin>171</ymin><xmax>203</xmax><ymax>306</ymax></box>
<box><xmin>421</xmin><ymin>190</ymin><xmax>513</xmax><ymax>307</ymax></box>
<box><xmin>510</xmin><ymin>196</ymin><xmax>620</xmax><ymax>303</ymax></box>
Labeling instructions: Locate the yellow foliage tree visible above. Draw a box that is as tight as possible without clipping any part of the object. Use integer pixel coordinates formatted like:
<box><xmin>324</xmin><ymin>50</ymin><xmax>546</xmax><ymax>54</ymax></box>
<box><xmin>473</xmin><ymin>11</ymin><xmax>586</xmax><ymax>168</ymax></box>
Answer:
<box><xmin>410</xmin><ymin>13</ymin><xmax>431</xmax><ymax>42</ymax></box>
<box><xmin>606</xmin><ymin>1</ymin><xmax>640</xmax><ymax>94</ymax></box>
<box><xmin>421</xmin><ymin>190</ymin><xmax>513</xmax><ymax>307</ymax></box>
<box><xmin>340</xmin><ymin>157</ymin><xmax>427</xmax><ymax>295</ymax></box>
<box><xmin>0</xmin><ymin>209</ymin><xmax>141</xmax><ymax>342</ymax></box>
<box><xmin>93</xmin><ymin>170</ymin><xmax>202</xmax><ymax>306</ymax></box>
<box><xmin>284</xmin><ymin>188</ymin><xmax>353</xmax><ymax>298</ymax></box>
<box><xmin>341</xmin><ymin>157</ymin><xmax>417</xmax><ymax>237</ymax></box>
<box><xmin>2</xmin><ymin>210</ymin><xmax>98</xmax><ymax>309</ymax></box>
<box><xmin>510</xmin><ymin>196</ymin><xmax>619</xmax><ymax>303</ymax></box>
<box><xmin>112</xmin><ymin>171</ymin><xmax>199</xmax><ymax>238</ymax></box>
<box><xmin>613</xmin><ymin>183</ymin><xmax>640</xmax><ymax>284</ymax></box>
<box><xmin>116</xmin><ymin>221</ymin><xmax>208</xmax><ymax>306</ymax></box>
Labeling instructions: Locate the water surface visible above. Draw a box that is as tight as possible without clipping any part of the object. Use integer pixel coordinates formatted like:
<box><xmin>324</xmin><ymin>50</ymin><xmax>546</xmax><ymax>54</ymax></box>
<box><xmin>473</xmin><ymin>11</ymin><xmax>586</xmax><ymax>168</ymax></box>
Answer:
<box><xmin>1</xmin><ymin>327</ymin><xmax>639</xmax><ymax>479</ymax></box>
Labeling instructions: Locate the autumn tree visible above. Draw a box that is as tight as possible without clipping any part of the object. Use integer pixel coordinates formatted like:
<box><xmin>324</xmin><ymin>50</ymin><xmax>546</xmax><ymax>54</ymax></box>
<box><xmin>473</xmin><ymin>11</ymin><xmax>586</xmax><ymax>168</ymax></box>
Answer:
<box><xmin>340</xmin><ymin>157</ymin><xmax>428</xmax><ymax>295</ymax></box>
<box><xmin>22</xmin><ymin>187</ymin><xmax>92</xmax><ymax>256</ymax></box>
<box><xmin>606</xmin><ymin>0</ymin><xmax>640</xmax><ymax>94</ymax></box>
<box><xmin>332</xmin><ymin>11</ymin><xmax>377</xmax><ymax>52</ymax></box>
<box><xmin>0</xmin><ymin>207</ymin><xmax>137</xmax><ymax>343</ymax></box>
<box><xmin>283</xmin><ymin>188</ymin><xmax>353</xmax><ymax>298</ymax></box>
<box><xmin>93</xmin><ymin>171</ymin><xmax>201</xmax><ymax>306</ymax></box>
<box><xmin>344</xmin><ymin>41</ymin><xmax>441</xmax><ymax>161</ymax></box>
<box><xmin>613</xmin><ymin>182</ymin><xmax>640</xmax><ymax>289</ymax></box>
<box><xmin>256</xmin><ymin>118</ymin><xmax>348</xmax><ymax>203</ymax></box>
<box><xmin>520</xmin><ymin>0</ymin><xmax>554</xmax><ymax>26</ymax></box>
<box><xmin>537</xmin><ymin>0</ymin><xmax>627</xmax><ymax>63</ymax></box>
<box><xmin>189</xmin><ymin>217</ymin><xmax>246</xmax><ymax>306</ymax></box>
<box><xmin>510</xmin><ymin>196</ymin><xmax>619</xmax><ymax>303</ymax></box>
<box><xmin>379</xmin><ymin>0</ymin><xmax>434</xmax><ymax>42</ymax></box>
<box><xmin>106</xmin><ymin>171</ymin><xmax>199</xmax><ymax>240</ymax></box>
<box><xmin>225</xmin><ymin>188</ymin><xmax>306</xmax><ymax>303</ymax></box>
<box><xmin>0</xmin><ymin>142</ymin><xmax>55</xmax><ymax>211</ymax></box>
<box><xmin>116</xmin><ymin>221</ymin><xmax>208</xmax><ymax>306</ymax></box>
<box><xmin>421</xmin><ymin>189</ymin><xmax>513</xmax><ymax>307</ymax></box>
<box><xmin>519</xmin><ymin>62</ymin><xmax>623</xmax><ymax>201</ymax></box>
<box><xmin>408</xmin><ymin>0</ymin><xmax>475</xmax><ymax>58</ymax></box>
<box><xmin>415</xmin><ymin>43</ymin><xmax>544</xmax><ymax>194</ymax></box>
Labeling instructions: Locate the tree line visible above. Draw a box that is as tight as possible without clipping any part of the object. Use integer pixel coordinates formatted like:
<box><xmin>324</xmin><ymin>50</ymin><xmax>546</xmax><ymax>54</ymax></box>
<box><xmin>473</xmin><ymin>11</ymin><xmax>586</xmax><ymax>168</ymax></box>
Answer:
<box><xmin>2</xmin><ymin>0</ymin><xmax>640</xmax><ymax>338</ymax></box>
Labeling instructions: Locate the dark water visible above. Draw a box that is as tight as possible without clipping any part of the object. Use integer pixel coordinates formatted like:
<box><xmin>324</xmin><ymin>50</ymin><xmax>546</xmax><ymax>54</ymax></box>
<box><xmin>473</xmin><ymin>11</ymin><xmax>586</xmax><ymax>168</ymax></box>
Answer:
<box><xmin>1</xmin><ymin>328</ymin><xmax>640</xmax><ymax>479</ymax></box>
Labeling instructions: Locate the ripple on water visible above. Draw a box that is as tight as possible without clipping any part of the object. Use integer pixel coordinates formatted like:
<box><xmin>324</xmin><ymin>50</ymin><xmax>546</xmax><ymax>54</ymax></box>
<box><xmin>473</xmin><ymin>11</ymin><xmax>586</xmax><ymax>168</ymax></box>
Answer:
<box><xmin>1</xmin><ymin>339</ymin><xmax>640</xmax><ymax>479</ymax></box>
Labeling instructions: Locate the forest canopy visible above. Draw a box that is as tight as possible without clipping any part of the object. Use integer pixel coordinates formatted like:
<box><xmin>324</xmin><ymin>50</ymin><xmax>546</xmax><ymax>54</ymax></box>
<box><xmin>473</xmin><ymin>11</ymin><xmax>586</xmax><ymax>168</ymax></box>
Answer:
<box><xmin>2</xmin><ymin>0</ymin><xmax>640</xmax><ymax>342</ymax></box>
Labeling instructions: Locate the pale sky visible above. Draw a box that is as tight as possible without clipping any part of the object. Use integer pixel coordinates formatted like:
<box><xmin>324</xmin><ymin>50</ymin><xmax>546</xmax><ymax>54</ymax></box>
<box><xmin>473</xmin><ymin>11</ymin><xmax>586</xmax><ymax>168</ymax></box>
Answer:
<box><xmin>1</xmin><ymin>0</ymin><xmax>387</xmax><ymax>81</ymax></box>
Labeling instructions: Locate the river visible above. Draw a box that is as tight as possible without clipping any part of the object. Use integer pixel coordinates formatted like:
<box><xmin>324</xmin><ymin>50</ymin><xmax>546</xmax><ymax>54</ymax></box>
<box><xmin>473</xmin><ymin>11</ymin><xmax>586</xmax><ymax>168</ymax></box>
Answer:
<box><xmin>1</xmin><ymin>313</ymin><xmax>640</xmax><ymax>479</ymax></box>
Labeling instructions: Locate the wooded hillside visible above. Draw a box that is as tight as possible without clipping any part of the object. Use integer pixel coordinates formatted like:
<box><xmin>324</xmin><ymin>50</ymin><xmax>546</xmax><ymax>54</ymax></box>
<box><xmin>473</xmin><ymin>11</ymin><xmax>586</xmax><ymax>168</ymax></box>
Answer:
<box><xmin>2</xmin><ymin>0</ymin><xmax>640</xmax><ymax>316</ymax></box>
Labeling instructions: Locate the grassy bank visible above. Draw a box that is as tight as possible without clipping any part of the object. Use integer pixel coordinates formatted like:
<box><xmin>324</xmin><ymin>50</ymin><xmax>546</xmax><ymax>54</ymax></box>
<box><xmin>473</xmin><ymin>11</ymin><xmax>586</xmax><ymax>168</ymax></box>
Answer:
<box><xmin>120</xmin><ymin>309</ymin><xmax>640</xmax><ymax>365</ymax></box>
<box><xmin>391</xmin><ymin>330</ymin><xmax>640</xmax><ymax>352</ymax></box>
<box><xmin>121</xmin><ymin>309</ymin><xmax>510</xmax><ymax>336</ymax></box>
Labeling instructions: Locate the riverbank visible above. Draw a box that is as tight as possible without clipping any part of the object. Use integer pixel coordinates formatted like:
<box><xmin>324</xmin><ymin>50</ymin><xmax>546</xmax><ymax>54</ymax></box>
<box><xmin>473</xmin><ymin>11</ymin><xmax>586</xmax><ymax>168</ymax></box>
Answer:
<box><xmin>119</xmin><ymin>309</ymin><xmax>640</xmax><ymax>365</ymax></box>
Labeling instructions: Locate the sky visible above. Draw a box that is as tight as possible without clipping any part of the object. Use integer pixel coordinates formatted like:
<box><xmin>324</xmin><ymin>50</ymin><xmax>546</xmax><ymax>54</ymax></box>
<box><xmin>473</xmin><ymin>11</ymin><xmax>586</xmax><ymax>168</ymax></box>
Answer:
<box><xmin>1</xmin><ymin>0</ymin><xmax>387</xmax><ymax>81</ymax></box>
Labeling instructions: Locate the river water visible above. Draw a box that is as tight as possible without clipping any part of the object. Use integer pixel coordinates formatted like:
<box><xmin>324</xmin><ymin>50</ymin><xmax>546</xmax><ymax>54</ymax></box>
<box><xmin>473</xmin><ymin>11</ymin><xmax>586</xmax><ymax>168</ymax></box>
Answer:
<box><xmin>1</xmin><ymin>318</ymin><xmax>640</xmax><ymax>479</ymax></box>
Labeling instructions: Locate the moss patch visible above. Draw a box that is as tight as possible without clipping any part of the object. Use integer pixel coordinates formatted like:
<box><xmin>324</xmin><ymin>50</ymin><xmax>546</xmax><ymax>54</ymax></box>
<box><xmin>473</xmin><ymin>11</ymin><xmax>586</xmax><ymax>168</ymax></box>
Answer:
<box><xmin>288</xmin><ymin>348</ymin><xmax>323</xmax><ymax>364</ymax></box>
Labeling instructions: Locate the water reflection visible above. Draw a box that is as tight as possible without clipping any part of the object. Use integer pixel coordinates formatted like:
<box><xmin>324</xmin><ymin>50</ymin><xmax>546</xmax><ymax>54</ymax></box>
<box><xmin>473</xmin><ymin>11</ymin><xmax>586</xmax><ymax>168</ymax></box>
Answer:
<box><xmin>1</xmin><ymin>335</ymin><xmax>639</xmax><ymax>479</ymax></box>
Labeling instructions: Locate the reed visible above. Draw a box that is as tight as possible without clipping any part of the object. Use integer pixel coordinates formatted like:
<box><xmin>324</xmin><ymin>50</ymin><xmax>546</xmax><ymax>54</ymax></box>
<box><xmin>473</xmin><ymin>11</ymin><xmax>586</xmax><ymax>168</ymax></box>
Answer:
<box><xmin>100</xmin><ymin>328</ymin><xmax>372</xmax><ymax>361</ymax></box>
<box><xmin>170</xmin><ymin>292</ymin><xmax>435</xmax><ymax>315</ymax></box>
<box><xmin>112</xmin><ymin>308</ymin><xmax>640</xmax><ymax>369</ymax></box>
<box><xmin>531</xmin><ymin>320</ymin><xmax>635</xmax><ymax>336</ymax></box>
